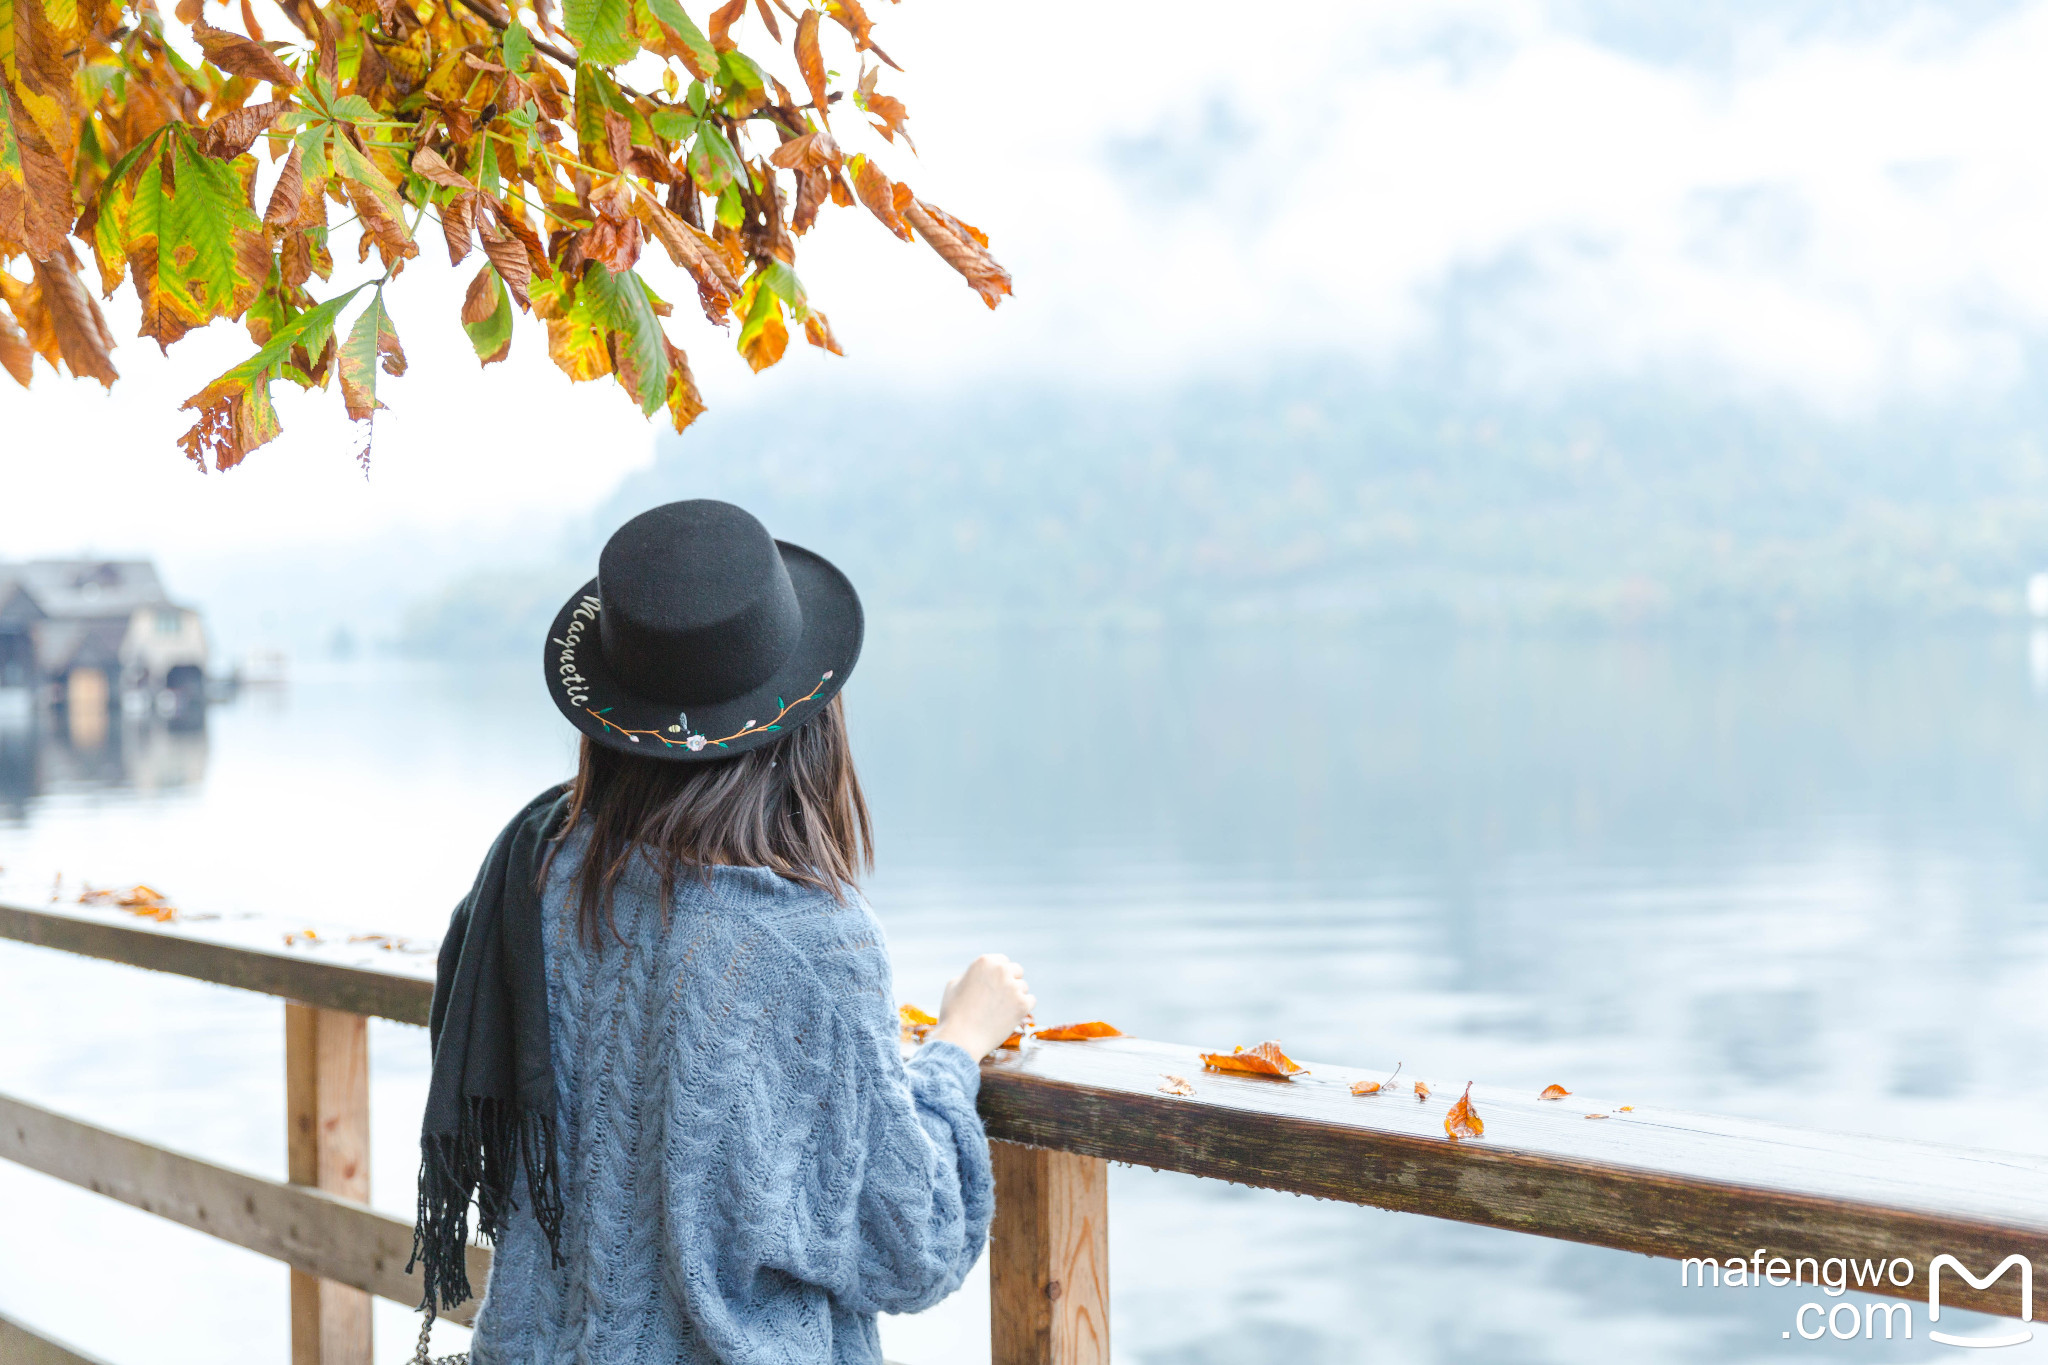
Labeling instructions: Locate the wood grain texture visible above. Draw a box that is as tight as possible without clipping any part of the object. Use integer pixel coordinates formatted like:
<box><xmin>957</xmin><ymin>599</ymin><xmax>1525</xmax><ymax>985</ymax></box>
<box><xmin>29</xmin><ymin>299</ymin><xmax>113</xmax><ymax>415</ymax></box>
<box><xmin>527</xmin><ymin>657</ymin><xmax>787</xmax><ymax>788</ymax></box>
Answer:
<box><xmin>0</xmin><ymin>1090</ymin><xmax>488</xmax><ymax>1325</ymax></box>
<box><xmin>288</xmin><ymin>1004</ymin><xmax>374</xmax><ymax>1365</ymax></box>
<box><xmin>989</xmin><ymin>1142</ymin><xmax>1052</xmax><ymax>1364</ymax></box>
<box><xmin>990</xmin><ymin>1142</ymin><xmax>1109</xmax><ymax>1365</ymax></box>
<box><xmin>979</xmin><ymin>1037</ymin><xmax>2048</xmax><ymax>1318</ymax></box>
<box><xmin>0</xmin><ymin>1311</ymin><xmax>116</xmax><ymax>1365</ymax></box>
<box><xmin>1045</xmin><ymin>1150</ymin><xmax>1109</xmax><ymax>1364</ymax></box>
<box><xmin>0</xmin><ymin>900</ymin><xmax>434</xmax><ymax>1026</ymax></box>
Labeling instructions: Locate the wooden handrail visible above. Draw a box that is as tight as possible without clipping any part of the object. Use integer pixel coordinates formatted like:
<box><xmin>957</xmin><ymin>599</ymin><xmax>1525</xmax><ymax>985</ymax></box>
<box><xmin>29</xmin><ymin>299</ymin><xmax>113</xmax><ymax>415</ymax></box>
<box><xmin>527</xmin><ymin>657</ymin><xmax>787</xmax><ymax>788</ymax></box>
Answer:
<box><xmin>0</xmin><ymin>1091</ymin><xmax>490</xmax><ymax>1325</ymax></box>
<box><xmin>0</xmin><ymin>900</ymin><xmax>432</xmax><ymax>1025</ymax></box>
<box><xmin>6</xmin><ymin>896</ymin><xmax>2048</xmax><ymax>1333</ymax></box>
<box><xmin>980</xmin><ymin>1036</ymin><xmax>2048</xmax><ymax>1317</ymax></box>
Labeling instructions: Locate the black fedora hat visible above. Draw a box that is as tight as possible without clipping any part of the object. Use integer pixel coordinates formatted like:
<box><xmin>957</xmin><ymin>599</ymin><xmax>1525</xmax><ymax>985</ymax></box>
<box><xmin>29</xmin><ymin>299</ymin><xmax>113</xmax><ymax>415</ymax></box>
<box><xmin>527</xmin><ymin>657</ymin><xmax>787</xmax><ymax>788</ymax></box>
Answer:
<box><xmin>544</xmin><ymin>500</ymin><xmax>862</xmax><ymax>760</ymax></box>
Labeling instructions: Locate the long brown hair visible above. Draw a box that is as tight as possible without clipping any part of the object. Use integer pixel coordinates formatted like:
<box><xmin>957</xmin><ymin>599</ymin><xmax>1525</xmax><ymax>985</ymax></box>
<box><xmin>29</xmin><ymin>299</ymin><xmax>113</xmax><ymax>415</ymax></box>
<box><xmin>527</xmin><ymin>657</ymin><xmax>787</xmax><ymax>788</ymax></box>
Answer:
<box><xmin>545</xmin><ymin>693</ymin><xmax>873</xmax><ymax>945</ymax></box>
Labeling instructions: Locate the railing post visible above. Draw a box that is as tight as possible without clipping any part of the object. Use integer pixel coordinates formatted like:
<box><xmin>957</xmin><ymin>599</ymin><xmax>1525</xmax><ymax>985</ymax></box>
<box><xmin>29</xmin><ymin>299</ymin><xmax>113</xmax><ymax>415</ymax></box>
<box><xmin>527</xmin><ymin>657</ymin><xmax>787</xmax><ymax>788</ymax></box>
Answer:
<box><xmin>286</xmin><ymin>1003</ymin><xmax>373</xmax><ymax>1365</ymax></box>
<box><xmin>989</xmin><ymin>1140</ymin><xmax>1109</xmax><ymax>1365</ymax></box>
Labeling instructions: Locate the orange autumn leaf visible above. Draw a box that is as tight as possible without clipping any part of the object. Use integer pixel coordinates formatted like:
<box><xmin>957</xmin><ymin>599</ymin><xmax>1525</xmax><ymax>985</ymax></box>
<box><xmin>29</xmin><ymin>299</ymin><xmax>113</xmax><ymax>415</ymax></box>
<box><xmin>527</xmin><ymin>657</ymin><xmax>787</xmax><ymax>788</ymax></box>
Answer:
<box><xmin>708</xmin><ymin>0</ymin><xmax>748</xmax><ymax>50</ymax></box>
<box><xmin>1444</xmin><ymin>1082</ymin><xmax>1484</xmax><ymax>1141</ymax></box>
<box><xmin>1352</xmin><ymin>1061</ymin><xmax>1402</xmax><ymax>1095</ymax></box>
<box><xmin>1539</xmin><ymin>1083</ymin><xmax>1571</xmax><ymax>1101</ymax></box>
<box><xmin>898</xmin><ymin>1003</ymin><xmax>936</xmax><ymax>1043</ymax></box>
<box><xmin>794</xmin><ymin>10</ymin><xmax>829</xmax><ymax>115</ymax></box>
<box><xmin>1199</xmin><ymin>1041</ymin><xmax>1307</xmax><ymax>1078</ymax></box>
<box><xmin>999</xmin><ymin>1032</ymin><xmax>1024</xmax><ymax>1049</ymax></box>
<box><xmin>850</xmin><ymin>155</ymin><xmax>912</xmax><ymax>241</ymax></box>
<box><xmin>1032</xmin><ymin>1021</ymin><xmax>1124</xmax><ymax>1041</ymax></box>
<box><xmin>79</xmin><ymin>883</ymin><xmax>178</xmax><ymax>921</ymax></box>
<box><xmin>1158</xmin><ymin>1074</ymin><xmax>1196</xmax><ymax>1097</ymax></box>
<box><xmin>1413</xmin><ymin>1080</ymin><xmax>1432</xmax><ymax>1102</ymax></box>
<box><xmin>1</xmin><ymin>0</ymin><xmax>1004</xmax><ymax>466</ymax></box>
<box><xmin>1585</xmin><ymin>1112</ymin><xmax>1611</xmax><ymax>1119</ymax></box>
<box><xmin>1619</xmin><ymin>1105</ymin><xmax>1635</xmax><ymax>1112</ymax></box>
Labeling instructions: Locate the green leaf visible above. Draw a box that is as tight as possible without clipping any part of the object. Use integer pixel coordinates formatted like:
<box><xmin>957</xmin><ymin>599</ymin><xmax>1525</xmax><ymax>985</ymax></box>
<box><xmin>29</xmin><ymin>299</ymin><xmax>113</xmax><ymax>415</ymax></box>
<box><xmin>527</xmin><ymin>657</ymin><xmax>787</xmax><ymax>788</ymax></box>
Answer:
<box><xmin>243</xmin><ymin>259</ymin><xmax>294</xmax><ymax>345</ymax></box>
<box><xmin>717</xmin><ymin>50</ymin><xmax>764</xmax><ymax>95</ymax></box>
<box><xmin>642</xmin><ymin>0</ymin><xmax>715</xmax><ymax>77</ymax></box>
<box><xmin>684</xmin><ymin>123</ymin><xmax>744</xmax><ymax>193</ymax></box>
<box><xmin>574</xmin><ymin>63</ymin><xmax>609</xmax><ymax>161</ymax></box>
<box><xmin>476</xmin><ymin>140</ymin><xmax>501</xmax><ymax>199</ymax></box>
<box><xmin>580</xmin><ymin>263</ymin><xmax>668</xmax><ymax>415</ymax></box>
<box><xmin>339</xmin><ymin>290</ymin><xmax>406</xmax><ymax>421</ymax></box>
<box><xmin>502</xmin><ymin>21</ymin><xmax>535</xmax><ymax>73</ymax></box>
<box><xmin>294</xmin><ymin>122</ymin><xmax>328</xmax><ymax>186</ymax></box>
<box><xmin>734</xmin><ymin>273</ymin><xmax>787</xmax><ymax>371</ymax></box>
<box><xmin>755</xmin><ymin>260</ymin><xmax>806</xmax><ymax>314</ymax></box>
<box><xmin>650</xmin><ymin>108</ymin><xmax>695</xmax><ymax>141</ymax></box>
<box><xmin>715</xmin><ymin>181</ymin><xmax>742</xmax><ymax>229</ymax></box>
<box><xmin>79</xmin><ymin>126</ymin><xmax>169</xmax><ymax>295</ymax></box>
<box><xmin>565</xmin><ymin>0</ymin><xmax>639</xmax><ymax>69</ymax></box>
<box><xmin>328</xmin><ymin>133</ymin><xmax>416</xmax><ymax>267</ymax></box>
<box><xmin>177</xmin><ymin>286</ymin><xmax>366</xmax><ymax>470</ymax></box>
<box><xmin>126</xmin><ymin>127</ymin><xmax>271</xmax><ymax>347</ymax></box>
<box><xmin>463</xmin><ymin>267</ymin><xmax>514</xmax><ymax>365</ymax></box>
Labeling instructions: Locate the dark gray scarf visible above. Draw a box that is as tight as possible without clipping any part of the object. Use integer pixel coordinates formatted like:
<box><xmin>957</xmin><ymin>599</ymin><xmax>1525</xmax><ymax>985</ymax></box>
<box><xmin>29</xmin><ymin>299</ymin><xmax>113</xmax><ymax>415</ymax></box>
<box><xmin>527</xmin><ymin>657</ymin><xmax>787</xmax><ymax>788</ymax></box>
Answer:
<box><xmin>409</xmin><ymin>784</ymin><xmax>572</xmax><ymax>1309</ymax></box>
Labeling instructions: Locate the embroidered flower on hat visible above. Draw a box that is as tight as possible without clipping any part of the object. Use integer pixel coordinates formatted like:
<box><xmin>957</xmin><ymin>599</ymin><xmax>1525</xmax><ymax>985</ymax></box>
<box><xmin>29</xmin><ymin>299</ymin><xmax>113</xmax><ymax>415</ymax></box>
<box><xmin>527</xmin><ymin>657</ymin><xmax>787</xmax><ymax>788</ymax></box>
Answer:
<box><xmin>584</xmin><ymin>672</ymin><xmax>836</xmax><ymax>753</ymax></box>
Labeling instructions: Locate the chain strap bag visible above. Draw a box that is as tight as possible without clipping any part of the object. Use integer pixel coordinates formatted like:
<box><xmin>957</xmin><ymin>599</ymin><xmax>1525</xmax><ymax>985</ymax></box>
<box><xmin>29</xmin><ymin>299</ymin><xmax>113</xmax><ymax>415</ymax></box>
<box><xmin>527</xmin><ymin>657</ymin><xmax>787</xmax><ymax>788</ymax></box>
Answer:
<box><xmin>409</xmin><ymin>1303</ymin><xmax>468</xmax><ymax>1365</ymax></box>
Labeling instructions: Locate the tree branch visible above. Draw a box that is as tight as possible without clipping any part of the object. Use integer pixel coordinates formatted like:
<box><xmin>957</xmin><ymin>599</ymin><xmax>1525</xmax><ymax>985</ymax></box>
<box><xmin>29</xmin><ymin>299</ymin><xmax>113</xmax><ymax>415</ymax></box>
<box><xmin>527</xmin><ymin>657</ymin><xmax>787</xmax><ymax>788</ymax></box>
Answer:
<box><xmin>446</xmin><ymin>0</ymin><xmax>583</xmax><ymax>75</ymax></box>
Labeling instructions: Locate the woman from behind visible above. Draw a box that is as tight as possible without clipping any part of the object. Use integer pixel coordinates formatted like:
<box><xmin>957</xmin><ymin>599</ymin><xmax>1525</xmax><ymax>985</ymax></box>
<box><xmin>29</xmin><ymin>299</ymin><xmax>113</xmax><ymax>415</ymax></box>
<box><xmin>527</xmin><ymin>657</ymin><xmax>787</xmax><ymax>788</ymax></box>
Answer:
<box><xmin>413</xmin><ymin>500</ymin><xmax>1032</xmax><ymax>1364</ymax></box>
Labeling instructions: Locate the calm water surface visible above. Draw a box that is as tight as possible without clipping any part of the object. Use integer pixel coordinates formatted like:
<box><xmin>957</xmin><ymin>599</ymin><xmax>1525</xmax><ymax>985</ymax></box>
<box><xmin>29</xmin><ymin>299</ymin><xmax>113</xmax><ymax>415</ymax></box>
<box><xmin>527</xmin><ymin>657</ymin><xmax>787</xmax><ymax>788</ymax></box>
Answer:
<box><xmin>3</xmin><ymin>620</ymin><xmax>2047</xmax><ymax>1363</ymax></box>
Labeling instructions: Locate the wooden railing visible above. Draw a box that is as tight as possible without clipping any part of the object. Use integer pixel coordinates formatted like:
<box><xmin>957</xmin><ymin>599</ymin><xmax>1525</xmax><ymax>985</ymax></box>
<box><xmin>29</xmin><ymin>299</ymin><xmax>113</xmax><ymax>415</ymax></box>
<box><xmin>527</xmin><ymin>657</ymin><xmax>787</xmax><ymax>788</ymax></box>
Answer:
<box><xmin>5</xmin><ymin>896</ymin><xmax>2048</xmax><ymax>1365</ymax></box>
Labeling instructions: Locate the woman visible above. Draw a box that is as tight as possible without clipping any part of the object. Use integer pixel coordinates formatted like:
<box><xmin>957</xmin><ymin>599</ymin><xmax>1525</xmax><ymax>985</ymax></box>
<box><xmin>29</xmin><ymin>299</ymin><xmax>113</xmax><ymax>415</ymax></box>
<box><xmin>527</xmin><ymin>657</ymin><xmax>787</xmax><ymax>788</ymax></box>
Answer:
<box><xmin>411</xmin><ymin>499</ymin><xmax>1033</xmax><ymax>1364</ymax></box>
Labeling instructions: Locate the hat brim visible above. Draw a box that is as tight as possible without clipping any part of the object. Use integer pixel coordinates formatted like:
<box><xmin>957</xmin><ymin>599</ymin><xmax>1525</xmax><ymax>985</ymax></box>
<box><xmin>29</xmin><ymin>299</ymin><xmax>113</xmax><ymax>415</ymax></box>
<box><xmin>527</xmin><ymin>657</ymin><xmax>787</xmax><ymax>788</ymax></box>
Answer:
<box><xmin>543</xmin><ymin>540</ymin><xmax>863</xmax><ymax>761</ymax></box>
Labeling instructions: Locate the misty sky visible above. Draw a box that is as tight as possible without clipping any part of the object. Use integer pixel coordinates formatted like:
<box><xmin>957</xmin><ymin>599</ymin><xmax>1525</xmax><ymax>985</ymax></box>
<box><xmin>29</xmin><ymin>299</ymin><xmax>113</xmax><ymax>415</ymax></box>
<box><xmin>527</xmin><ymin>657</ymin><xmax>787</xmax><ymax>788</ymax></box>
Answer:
<box><xmin>7</xmin><ymin>0</ymin><xmax>2048</xmax><ymax>566</ymax></box>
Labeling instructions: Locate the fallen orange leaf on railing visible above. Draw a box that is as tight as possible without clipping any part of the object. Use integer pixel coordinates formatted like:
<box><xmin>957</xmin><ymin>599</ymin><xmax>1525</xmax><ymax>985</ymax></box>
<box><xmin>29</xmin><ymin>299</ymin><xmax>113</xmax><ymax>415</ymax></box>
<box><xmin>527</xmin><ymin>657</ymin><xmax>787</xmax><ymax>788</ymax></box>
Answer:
<box><xmin>1414</xmin><ymin>1080</ymin><xmax>1432</xmax><ymax>1101</ymax></box>
<box><xmin>1539</xmin><ymin>1083</ymin><xmax>1571</xmax><ymax>1100</ymax></box>
<box><xmin>1033</xmin><ymin>1021</ymin><xmax>1124</xmax><ymax>1042</ymax></box>
<box><xmin>79</xmin><ymin>883</ymin><xmax>178</xmax><ymax>922</ymax></box>
<box><xmin>1352</xmin><ymin>1061</ymin><xmax>1403</xmax><ymax>1095</ymax></box>
<box><xmin>1445</xmin><ymin>1083</ymin><xmax>1484</xmax><ymax>1140</ymax></box>
<box><xmin>1158</xmin><ymin>1074</ymin><xmax>1196</xmax><ymax>1096</ymax></box>
<box><xmin>1200</xmin><ymin>1041</ymin><xmax>1307</xmax><ymax>1078</ymax></box>
<box><xmin>898</xmin><ymin>1004</ymin><xmax>937</xmax><ymax>1043</ymax></box>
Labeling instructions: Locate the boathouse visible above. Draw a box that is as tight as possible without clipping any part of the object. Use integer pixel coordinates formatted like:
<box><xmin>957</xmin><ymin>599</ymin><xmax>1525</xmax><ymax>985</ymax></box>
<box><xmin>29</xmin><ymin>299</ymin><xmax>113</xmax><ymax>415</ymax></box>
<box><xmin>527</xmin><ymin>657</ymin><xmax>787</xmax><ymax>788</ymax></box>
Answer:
<box><xmin>0</xmin><ymin>560</ymin><xmax>208</xmax><ymax>702</ymax></box>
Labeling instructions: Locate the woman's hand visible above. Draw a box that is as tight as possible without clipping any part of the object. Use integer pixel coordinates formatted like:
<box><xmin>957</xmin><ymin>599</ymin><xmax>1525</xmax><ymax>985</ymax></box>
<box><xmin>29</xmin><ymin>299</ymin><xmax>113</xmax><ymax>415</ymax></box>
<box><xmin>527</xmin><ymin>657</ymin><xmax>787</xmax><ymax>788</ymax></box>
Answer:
<box><xmin>924</xmin><ymin>953</ymin><xmax>1035</xmax><ymax>1058</ymax></box>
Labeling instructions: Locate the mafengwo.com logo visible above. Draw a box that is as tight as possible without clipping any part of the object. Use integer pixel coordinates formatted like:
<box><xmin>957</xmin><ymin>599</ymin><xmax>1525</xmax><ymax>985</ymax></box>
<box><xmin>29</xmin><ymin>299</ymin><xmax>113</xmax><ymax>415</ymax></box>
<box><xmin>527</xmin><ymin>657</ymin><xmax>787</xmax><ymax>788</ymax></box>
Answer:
<box><xmin>1680</xmin><ymin>1249</ymin><xmax>2034</xmax><ymax>1347</ymax></box>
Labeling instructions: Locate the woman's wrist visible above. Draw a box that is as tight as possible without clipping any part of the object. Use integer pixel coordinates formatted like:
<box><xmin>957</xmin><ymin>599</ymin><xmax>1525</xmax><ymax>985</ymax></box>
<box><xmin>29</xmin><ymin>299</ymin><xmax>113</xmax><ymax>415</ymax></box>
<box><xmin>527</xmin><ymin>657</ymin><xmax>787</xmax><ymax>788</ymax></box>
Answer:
<box><xmin>922</xmin><ymin>1022</ymin><xmax>990</xmax><ymax>1057</ymax></box>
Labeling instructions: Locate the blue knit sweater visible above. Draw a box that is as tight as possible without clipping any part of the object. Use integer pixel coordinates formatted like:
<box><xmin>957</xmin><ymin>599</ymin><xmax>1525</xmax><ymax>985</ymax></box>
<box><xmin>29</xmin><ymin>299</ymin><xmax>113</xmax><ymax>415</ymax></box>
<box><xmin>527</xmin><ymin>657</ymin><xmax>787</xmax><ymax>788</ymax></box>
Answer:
<box><xmin>467</xmin><ymin>835</ymin><xmax>994</xmax><ymax>1364</ymax></box>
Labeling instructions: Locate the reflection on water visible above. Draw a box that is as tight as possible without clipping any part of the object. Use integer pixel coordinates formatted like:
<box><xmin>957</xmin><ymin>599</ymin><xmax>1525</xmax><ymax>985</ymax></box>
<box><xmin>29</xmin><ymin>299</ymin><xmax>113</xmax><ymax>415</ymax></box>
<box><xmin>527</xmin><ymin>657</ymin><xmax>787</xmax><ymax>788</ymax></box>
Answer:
<box><xmin>1</xmin><ymin>622</ymin><xmax>2046</xmax><ymax>1363</ymax></box>
<box><xmin>0</xmin><ymin>701</ymin><xmax>209</xmax><ymax>821</ymax></box>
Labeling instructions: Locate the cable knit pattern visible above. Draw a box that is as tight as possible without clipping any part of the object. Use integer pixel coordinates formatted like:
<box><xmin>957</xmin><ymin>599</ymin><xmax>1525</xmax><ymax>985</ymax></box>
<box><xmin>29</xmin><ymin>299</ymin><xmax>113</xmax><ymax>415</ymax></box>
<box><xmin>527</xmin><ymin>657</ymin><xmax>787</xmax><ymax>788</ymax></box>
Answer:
<box><xmin>468</xmin><ymin>830</ymin><xmax>994</xmax><ymax>1364</ymax></box>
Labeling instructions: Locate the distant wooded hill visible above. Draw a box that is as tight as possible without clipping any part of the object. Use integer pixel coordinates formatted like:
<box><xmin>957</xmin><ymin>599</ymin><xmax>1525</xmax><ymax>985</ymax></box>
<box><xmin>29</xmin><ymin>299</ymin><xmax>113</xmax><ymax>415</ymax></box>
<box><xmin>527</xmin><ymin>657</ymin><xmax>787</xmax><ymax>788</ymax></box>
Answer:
<box><xmin>400</xmin><ymin>369</ymin><xmax>2048</xmax><ymax>653</ymax></box>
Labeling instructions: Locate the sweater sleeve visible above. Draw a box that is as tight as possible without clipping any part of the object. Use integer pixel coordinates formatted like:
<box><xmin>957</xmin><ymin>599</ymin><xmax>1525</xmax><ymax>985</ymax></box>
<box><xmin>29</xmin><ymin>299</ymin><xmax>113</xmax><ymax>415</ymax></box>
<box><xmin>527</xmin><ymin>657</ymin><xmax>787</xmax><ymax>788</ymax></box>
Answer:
<box><xmin>716</xmin><ymin>916</ymin><xmax>995</xmax><ymax>1326</ymax></box>
<box><xmin>833</xmin><ymin>1033</ymin><xmax>994</xmax><ymax>1315</ymax></box>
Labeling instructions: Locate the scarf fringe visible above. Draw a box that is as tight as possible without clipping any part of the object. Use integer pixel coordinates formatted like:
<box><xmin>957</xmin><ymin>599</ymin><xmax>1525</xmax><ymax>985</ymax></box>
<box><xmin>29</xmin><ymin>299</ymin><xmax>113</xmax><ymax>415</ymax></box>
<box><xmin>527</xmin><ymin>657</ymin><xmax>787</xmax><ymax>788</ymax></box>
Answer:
<box><xmin>408</xmin><ymin>1097</ymin><xmax>565</xmax><ymax>1310</ymax></box>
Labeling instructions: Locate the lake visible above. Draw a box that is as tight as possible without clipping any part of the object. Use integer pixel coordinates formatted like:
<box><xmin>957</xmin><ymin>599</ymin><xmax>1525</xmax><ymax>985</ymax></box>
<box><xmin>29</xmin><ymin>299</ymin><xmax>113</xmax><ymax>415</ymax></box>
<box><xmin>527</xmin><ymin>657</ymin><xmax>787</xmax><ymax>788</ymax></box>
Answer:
<box><xmin>4</xmin><ymin>619</ymin><xmax>2047</xmax><ymax>1363</ymax></box>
